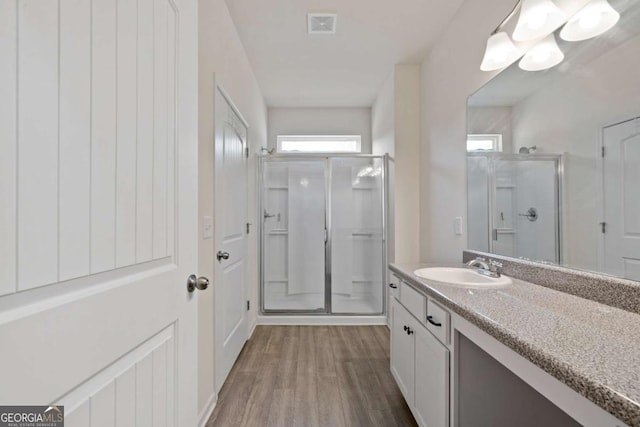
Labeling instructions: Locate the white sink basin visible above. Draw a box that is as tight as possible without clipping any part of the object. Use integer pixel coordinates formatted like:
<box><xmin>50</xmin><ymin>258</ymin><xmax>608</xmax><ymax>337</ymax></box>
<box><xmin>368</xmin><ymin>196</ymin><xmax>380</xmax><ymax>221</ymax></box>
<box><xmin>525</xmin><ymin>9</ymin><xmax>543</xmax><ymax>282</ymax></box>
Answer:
<box><xmin>413</xmin><ymin>267</ymin><xmax>512</xmax><ymax>288</ymax></box>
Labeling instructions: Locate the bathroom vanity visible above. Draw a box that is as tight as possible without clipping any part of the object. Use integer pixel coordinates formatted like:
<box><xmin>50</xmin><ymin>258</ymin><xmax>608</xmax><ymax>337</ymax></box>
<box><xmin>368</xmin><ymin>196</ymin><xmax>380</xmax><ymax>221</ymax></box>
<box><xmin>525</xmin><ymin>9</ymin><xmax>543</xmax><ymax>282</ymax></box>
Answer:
<box><xmin>388</xmin><ymin>262</ymin><xmax>639</xmax><ymax>427</ymax></box>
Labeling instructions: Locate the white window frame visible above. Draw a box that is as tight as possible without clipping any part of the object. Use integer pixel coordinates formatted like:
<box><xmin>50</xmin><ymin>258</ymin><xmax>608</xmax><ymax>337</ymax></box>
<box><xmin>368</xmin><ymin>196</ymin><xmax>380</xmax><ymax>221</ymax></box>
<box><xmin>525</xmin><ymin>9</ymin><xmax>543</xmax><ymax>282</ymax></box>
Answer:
<box><xmin>467</xmin><ymin>134</ymin><xmax>503</xmax><ymax>152</ymax></box>
<box><xmin>276</xmin><ymin>135</ymin><xmax>362</xmax><ymax>154</ymax></box>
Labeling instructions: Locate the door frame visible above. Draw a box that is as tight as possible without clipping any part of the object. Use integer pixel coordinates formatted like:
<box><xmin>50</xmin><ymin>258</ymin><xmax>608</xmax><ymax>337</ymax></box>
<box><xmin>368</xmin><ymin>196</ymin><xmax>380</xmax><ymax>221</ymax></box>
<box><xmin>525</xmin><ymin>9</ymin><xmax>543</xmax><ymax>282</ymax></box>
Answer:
<box><xmin>257</xmin><ymin>154</ymin><xmax>389</xmax><ymax>316</ymax></box>
<box><xmin>213</xmin><ymin>84</ymin><xmax>250</xmax><ymax>393</ymax></box>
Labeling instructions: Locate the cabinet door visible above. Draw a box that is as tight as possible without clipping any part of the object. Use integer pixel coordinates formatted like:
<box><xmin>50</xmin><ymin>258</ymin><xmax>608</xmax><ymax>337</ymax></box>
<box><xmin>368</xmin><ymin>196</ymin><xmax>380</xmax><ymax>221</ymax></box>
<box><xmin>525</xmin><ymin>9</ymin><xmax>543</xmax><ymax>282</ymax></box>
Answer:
<box><xmin>391</xmin><ymin>299</ymin><xmax>416</xmax><ymax>405</ymax></box>
<box><xmin>414</xmin><ymin>324</ymin><xmax>450</xmax><ymax>427</ymax></box>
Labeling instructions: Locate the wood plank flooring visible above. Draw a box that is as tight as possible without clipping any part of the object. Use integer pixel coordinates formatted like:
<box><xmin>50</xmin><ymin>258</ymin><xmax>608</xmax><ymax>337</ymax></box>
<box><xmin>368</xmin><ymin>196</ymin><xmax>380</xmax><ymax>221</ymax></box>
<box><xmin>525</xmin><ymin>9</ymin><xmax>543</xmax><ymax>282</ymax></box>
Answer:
<box><xmin>206</xmin><ymin>325</ymin><xmax>417</xmax><ymax>427</ymax></box>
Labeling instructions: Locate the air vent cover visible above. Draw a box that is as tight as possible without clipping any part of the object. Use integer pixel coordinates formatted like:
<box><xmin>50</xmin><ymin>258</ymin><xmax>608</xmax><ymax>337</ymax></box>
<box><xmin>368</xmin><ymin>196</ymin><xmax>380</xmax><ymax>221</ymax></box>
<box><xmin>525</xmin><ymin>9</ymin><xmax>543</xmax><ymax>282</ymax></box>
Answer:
<box><xmin>308</xmin><ymin>13</ymin><xmax>337</xmax><ymax>34</ymax></box>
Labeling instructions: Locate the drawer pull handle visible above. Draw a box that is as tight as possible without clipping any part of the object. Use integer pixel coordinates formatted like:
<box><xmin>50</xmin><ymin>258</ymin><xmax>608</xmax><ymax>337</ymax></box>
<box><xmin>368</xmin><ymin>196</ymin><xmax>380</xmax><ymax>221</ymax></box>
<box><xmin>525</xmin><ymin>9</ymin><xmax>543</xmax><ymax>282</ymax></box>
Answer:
<box><xmin>427</xmin><ymin>316</ymin><xmax>442</xmax><ymax>327</ymax></box>
<box><xmin>389</xmin><ymin>283</ymin><xmax>398</xmax><ymax>289</ymax></box>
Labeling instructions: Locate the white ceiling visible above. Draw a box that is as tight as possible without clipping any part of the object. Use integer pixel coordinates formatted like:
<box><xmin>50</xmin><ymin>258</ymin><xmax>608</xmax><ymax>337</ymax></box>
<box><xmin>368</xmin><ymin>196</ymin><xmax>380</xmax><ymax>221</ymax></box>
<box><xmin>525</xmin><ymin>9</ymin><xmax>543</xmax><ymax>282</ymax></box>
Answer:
<box><xmin>225</xmin><ymin>0</ymin><xmax>465</xmax><ymax>107</ymax></box>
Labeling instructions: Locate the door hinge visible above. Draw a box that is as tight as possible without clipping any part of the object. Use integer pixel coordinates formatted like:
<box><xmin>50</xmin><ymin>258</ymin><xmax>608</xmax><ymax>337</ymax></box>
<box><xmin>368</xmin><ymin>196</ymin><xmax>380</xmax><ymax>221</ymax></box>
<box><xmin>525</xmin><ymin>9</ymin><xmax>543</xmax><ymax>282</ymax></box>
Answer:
<box><xmin>245</xmin><ymin>147</ymin><xmax>249</xmax><ymax>158</ymax></box>
<box><xmin>601</xmin><ymin>146</ymin><xmax>605</xmax><ymax>157</ymax></box>
<box><xmin>246</xmin><ymin>300</ymin><xmax>250</xmax><ymax>311</ymax></box>
<box><xmin>600</xmin><ymin>222</ymin><xmax>606</xmax><ymax>234</ymax></box>
<box><xmin>246</xmin><ymin>222</ymin><xmax>251</xmax><ymax>234</ymax></box>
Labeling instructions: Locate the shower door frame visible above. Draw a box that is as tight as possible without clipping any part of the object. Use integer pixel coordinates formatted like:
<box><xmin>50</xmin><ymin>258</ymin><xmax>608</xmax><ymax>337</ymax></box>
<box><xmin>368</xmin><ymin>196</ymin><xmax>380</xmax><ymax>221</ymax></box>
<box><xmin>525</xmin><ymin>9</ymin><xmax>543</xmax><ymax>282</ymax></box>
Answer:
<box><xmin>258</xmin><ymin>154</ymin><xmax>388</xmax><ymax>316</ymax></box>
<box><xmin>468</xmin><ymin>152</ymin><xmax>564</xmax><ymax>264</ymax></box>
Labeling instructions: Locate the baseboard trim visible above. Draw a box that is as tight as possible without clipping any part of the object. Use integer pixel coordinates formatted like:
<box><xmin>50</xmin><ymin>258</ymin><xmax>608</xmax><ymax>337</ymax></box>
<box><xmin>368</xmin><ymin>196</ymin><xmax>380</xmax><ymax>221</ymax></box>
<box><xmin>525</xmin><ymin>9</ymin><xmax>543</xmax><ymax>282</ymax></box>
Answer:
<box><xmin>198</xmin><ymin>393</ymin><xmax>217</xmax><ymax>427</ymax></box>
<box><xmin>257</xmin><ymin>315</ymin><xmax>387</xmax><ymax>325</ymax></box>
<box><xmin>248</xmin><ymin>320</ymin><xmax>257</xmax><ymax>338</ymax></box>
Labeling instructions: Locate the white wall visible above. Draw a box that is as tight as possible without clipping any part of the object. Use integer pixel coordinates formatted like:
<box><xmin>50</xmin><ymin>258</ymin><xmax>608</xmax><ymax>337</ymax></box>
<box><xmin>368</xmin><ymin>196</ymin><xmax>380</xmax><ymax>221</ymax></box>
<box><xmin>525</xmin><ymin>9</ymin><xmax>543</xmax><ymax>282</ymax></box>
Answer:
<box><xmin>198</xmin><ymin>0</ymin><xmax>267</xmax><ymax>420</ymax></box>
<box><xmin>267</xmin><ymin>107</ymin><xmax>372</xmax><ymax>153</ymax></box>
<box><xmin>419</xmin><ymin>0</ymin><xmax>516</xmax><ymax>263</ymax></box>
<box><xmin>372</xmin><ymin>72</ymin><xmax>395</xmax><ymax>157</ymax></box>
<box><xmin>393</xmin><ymin>65</ymin><xmax>421</xmax><ymax>264</ymax></box>
<box><xmin>371</xmin><ymin>65</ymin><xmax>421</xmax><ymax>265</ymax></box>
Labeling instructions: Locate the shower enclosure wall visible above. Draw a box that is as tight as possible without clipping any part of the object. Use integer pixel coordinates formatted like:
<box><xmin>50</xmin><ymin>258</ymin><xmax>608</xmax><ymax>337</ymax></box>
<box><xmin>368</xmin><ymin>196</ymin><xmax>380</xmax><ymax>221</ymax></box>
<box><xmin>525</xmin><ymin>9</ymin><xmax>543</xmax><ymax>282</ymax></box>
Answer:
<box><xmin>259</xmin><ymin>155</ymin><xmax>387</xmax><ymax>315</ymax></box>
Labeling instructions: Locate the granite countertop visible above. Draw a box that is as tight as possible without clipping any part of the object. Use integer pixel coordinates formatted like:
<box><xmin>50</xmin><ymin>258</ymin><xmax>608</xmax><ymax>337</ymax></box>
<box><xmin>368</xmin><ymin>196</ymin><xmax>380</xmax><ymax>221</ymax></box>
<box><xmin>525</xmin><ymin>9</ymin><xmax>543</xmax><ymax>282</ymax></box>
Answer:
<box><xmin>390</xmin><ymin>262</ymin><xmax>640</xmax><ymax>427</ymax></box>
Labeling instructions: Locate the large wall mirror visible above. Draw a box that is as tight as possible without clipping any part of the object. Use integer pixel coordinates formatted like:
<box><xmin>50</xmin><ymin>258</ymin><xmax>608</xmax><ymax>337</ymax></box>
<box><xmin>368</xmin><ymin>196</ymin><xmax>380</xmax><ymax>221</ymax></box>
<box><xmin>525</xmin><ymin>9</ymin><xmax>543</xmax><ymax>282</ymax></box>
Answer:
<box><xmin>466</xmin><ymin>0</ymin><xmax>640</xmax><ymax>281</ymax></box>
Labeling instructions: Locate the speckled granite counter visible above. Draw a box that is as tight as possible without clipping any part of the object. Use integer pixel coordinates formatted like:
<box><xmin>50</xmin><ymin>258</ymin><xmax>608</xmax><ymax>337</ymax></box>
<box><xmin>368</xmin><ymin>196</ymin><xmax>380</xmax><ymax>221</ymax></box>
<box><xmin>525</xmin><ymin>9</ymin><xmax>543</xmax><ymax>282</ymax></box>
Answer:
<box><xmin>390</xmin><ymin>263</ymin><xmax>640</xmax><ymax>427</ymax></box>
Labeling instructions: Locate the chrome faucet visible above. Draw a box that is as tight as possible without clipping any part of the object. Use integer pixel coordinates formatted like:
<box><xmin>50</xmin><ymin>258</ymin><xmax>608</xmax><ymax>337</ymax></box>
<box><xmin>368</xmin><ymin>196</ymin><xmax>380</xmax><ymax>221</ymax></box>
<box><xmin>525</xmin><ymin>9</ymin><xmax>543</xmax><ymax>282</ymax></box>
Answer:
<box><xmin>466</xmin><ymin>257</ymin><xmax>503</xmax><ymax>278</ymax></box>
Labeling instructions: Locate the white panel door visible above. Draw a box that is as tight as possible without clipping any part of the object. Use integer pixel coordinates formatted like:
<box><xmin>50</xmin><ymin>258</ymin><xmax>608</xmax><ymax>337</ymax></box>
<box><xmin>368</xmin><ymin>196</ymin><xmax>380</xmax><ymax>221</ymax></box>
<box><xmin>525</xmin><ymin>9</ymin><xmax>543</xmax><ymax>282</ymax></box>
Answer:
<box><xmin>0</xmin><ymin>0</ymin><xmax>198</xmax><ymax>425</ymax></box>
<box><xmin>603</xmin><ymin>118</ymin><xmax>640</xmax><ymax>280</ymax></box>
<box><xmin>214</xmin><ymin>88</ymin><xmax>249</xmax><ymax>392</ymax></box>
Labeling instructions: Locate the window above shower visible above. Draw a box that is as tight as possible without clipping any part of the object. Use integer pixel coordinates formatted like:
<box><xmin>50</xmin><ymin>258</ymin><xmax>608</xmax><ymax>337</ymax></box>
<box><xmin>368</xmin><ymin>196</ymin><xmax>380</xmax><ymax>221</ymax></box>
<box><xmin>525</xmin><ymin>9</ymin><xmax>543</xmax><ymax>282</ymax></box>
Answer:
<box><xmin>276</xmin><ymin>135</ymin><xmax>362</xmax><ymax>154</ymax></box>
<box><xmin>467</xmin><ymin>134</ymin><xmax>503</xmax><ymax>152</ymax></box>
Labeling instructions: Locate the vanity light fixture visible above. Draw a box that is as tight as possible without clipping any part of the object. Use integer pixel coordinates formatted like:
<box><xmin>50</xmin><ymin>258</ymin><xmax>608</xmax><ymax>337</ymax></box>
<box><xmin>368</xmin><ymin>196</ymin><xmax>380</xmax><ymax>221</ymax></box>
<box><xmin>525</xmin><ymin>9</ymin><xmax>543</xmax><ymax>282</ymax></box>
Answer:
<box><xmin>513</xmin><ymin>0</ymin><xmax>567</xmax><ymax>42</ymax></box>
<box><xmin>480</xmin><ymin>1</ymin><xmax>524</xmax><ymax>71</ymax></box>
<box><xmin>480</xmin><ymin>0</ymin><xmax>622</xmax><ymax>72</ymax></box>
<box><xmin>519</xmin><ymin>33</ymin><xmax>564</xmax><ymax>71</ymax></box>
<box><xmin>560</xmin><ymin>0</ymin><xmax>620</xmax><ymax>41</ymax></box>
<box><xmin>480</xmin><ymin>32</ymin><xmax>523</xmax><ymax>71</ymax></box>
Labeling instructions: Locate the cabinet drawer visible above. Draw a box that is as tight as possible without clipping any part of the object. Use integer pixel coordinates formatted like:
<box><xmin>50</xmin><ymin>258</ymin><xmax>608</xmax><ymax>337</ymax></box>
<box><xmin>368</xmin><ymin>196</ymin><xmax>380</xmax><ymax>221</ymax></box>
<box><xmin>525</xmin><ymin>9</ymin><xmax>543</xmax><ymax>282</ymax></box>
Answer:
<box><xmin>426</xmin><ymin>299</ymin><xmax>450</xmax><ymax>345</ymax></box>
<box><xmin>400</xmin><ymin>282</ymin><xmax>426</xmax><ymax>323</ymax></box>
<box><xmin>389</xmin><ymin>273</ymin><xmax>401</xmax><ymax>299</ymax></box>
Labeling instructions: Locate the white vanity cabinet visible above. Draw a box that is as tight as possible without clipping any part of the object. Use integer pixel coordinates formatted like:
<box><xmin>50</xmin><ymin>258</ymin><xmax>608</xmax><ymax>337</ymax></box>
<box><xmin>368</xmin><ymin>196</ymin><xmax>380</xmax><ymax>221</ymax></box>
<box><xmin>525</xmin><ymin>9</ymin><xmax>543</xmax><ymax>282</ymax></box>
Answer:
<box><xmin>414</xmin><ymin>322</ymin><xmax>449</xmax><ymax>427</ymax></box>
<box><xmin>390</xmin><ymin>298</ymin><xmax>417</xmax><ymax>404</ymax></box>
<box><xmin>389</xmin><ymin>271</ymin><xmax>627</xmax><ymax>427</ymax></box>
<box><xmin>391</xmin><ymin>295</ymin><xmax>450</xmax><ymax>427</ymax></box>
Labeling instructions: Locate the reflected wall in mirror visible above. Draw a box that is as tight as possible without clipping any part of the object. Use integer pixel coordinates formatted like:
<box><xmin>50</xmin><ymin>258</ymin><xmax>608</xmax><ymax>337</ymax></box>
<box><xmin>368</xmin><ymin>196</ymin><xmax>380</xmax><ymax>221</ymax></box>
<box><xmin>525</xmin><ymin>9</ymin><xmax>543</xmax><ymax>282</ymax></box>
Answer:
<box><xmin>466</xmin><ymin>0</ymin><xmax>640</xmax><ymax>281</ymax></box>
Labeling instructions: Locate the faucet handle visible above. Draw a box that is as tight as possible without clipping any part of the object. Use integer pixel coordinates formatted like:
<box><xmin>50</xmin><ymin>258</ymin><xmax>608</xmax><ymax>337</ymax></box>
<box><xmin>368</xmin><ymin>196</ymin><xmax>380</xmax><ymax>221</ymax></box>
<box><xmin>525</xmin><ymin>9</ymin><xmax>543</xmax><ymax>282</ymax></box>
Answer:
<box><xmin>489</xmin><ymin>260</ymin><xmax>503</xmax><ymax>272</ymax></box>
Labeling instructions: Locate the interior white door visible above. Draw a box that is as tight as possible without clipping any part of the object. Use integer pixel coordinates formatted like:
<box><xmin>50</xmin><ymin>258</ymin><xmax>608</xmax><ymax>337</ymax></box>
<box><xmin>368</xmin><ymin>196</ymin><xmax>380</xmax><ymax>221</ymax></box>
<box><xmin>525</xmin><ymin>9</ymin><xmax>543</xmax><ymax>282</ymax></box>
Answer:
<box><xmin>0</xmin><ymin>0</ymin><xmax>198</xmax><ymax>425</ymax></box>
<box><xmin>214</xmin><ymin>88</ymin><xmax>249</xmax><ymax>392</ymax></box>
<box><xmin>603</xmin><ymin>117</ymin><xmax>640</xmax><ymax>280</ymax></box>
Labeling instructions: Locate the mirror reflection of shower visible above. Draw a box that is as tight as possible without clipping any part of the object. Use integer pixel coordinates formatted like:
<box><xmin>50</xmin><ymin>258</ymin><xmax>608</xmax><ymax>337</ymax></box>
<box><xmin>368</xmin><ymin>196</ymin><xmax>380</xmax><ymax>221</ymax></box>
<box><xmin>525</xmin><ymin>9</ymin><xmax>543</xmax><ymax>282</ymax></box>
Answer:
<box><xmin>467</xmin><ymin>153</ymin><xmax>561</xmax><ymax>264</ymax></box>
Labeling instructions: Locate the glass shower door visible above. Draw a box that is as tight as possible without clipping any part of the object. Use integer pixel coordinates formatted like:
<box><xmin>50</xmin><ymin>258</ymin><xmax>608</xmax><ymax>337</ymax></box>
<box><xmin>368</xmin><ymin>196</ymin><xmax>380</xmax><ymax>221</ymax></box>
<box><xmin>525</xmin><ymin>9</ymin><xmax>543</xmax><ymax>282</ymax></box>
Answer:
<box><xmin>329</xmin><ymin>157</ymin><xmax>385</xmax><ymax>314</ymax></box>
<box><xmin>262</xmin><ymin>160</ymin><xmax>326</xmax><ymax>312</ymax></box>
<box><xmin>490</xmin><ymin>157</ymin><xmax>560</xmax><ymax>263</ymax></box>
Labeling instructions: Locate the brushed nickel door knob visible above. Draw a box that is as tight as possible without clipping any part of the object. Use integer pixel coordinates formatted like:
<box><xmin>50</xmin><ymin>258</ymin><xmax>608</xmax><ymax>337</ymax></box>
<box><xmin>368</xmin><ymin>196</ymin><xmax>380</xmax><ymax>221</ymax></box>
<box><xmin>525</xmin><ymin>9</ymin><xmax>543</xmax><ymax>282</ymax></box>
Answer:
<box><xmin>187</xmin><ymin>274</ymin><xmax>210</xmax><ymax>293</ymax></box>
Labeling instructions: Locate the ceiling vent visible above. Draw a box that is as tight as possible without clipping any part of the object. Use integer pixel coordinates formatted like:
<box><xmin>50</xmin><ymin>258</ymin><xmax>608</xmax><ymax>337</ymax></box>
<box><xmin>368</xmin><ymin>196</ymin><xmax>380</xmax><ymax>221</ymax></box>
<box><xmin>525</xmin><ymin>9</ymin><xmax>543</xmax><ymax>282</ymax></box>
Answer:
<box><xmin>307</xmin><ymin>13</ymin><xmax>337</xmax><ymax>34</ymax></box>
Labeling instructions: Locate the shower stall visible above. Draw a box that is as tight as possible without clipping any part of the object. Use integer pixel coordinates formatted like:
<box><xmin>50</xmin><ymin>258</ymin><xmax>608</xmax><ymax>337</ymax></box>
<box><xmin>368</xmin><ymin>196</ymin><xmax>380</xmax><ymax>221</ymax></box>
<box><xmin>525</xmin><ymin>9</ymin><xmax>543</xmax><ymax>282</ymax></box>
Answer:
<box><xmin>467</xmin><ymin>153</ymin><xmax>562</xmax><ymax>264</ymax></box>
<box><xmin>259</xmin><ymin>155</ymin><xmax>387</xmax><ymax>315</ymax></box>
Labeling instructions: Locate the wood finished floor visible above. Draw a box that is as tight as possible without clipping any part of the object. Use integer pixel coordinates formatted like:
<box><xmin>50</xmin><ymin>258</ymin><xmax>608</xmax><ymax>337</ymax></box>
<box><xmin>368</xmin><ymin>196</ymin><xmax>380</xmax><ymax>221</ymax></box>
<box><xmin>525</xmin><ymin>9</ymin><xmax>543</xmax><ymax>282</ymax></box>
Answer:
<box><xmin>206</xmin><ymin>325</ymin><xmax>417</xmax><ymax>427</ymax></box>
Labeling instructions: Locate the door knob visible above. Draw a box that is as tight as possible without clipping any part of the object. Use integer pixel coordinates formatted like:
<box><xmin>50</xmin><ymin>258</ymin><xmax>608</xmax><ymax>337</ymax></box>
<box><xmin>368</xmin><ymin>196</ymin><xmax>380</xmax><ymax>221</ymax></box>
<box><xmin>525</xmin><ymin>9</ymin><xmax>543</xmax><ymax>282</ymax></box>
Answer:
<box><xmin>216</xmin><ymin>251</ymin><xmax>230</xmax><ymax>262</ymax></box>
<box><xmin>187</xmin><ymin>274</ymin><xmax>209</xmax><ymax>293</ymax></box>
